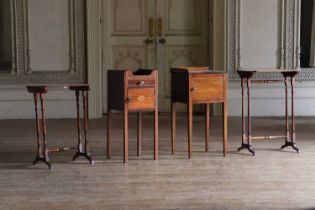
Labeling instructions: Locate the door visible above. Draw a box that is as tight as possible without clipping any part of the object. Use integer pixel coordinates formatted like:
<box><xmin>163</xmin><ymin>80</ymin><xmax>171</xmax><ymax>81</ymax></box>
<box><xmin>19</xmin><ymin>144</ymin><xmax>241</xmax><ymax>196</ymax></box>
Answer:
<box><xmin>102</xmin><ymin>0</ymin><xmax>209</xmax><ymax>113</ymax></box>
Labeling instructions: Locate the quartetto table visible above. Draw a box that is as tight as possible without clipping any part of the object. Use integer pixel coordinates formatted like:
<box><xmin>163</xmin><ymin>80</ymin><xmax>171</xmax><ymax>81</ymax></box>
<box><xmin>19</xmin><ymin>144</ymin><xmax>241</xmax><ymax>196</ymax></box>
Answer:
<box><xmin>170</xmin><ymin>67</ymin><xmax>228</xmax><ymax>158</ymax></box>
<box><xmin>107</xmin><ymin>69</ymin><xmax>158</xmax><ymax>163</ymax></box>
<box><xmin>237</xmin><ymin>68</ymin><xmax>300</xmax><ymax>156</ymax></box>
<box><xmin>27</xmin><ymin>84</ymin><xmax>94</xmax><ymax>169</ymax></box>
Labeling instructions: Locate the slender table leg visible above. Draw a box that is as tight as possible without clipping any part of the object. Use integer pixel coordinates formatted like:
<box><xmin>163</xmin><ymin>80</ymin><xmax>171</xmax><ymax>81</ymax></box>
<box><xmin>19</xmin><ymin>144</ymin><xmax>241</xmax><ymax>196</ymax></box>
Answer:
<box><xmin>33</xmin><ymin>93</ymin><xmax>42</xmax><ymax>161</ymax></box>
<box><xmin>238</xmin><ymin>78</ymin><xmax>246</xmax><ymax>150</ymax></box>
<box><xmin>154</xmin><ymin>108</ymin><xmax>158</xmax><ymax>160</ymax></box>
<box><xmin>32</xmin><ymin>93</ymin><xmax>52</xmax><ymax>169</ymax></box>
<box><xmin>32</xmin><ymin>92</ymin><xmax>52</xmax><ymax>169</ymax></box>
<box><xmin>123</xmin><ymin>104</ymin><xmax>129</xmax><ymax>163</ymax></box>
<box><xmin>107</xmin><ymin>109</ymin><xmax>112</xmax><ymax>159</ymax></box>
<box><xmin>73</xmin><ymin>91</ymin><xmax>94</xmax><ymax>164</ymax></box>
<box><xmin>281</xmin><ymin>76</ymin><xmax>299</xmax><ymax>153</ymax></box>
<box><xmin>187</xmin><ymin>102</ymin><xmax>193</xmax><ymax>159</ymax></box>
<box><xmin>238</xmin><ymin>78</ymin><xmax>255</xmax><ymax>155</ymax></box>
<box><xmin>247</xmin><ymin>79</ymin><xmax>255</xmax><ymax>155</ymax></box>
<box><xmin>205</xmin><ymin>103</ymin><xmax>210</xmax><ymax>152</ymax></box>
<box><xmin>74</xmin><ymin>90</ymin><xmax>82</xmax><ymax>154</ymax></box>
<box><xmin>137</xmin><ymin>112</ymin><xmax>142</xmax><ymax>156</ymax></box>
<box><xmin>171</xmin><ymin>102</ymin><xmax>176</xmax><ymax>155</ymax></box>
<box><xmin>290</xmin><ymin>77</ymin><xmax>299</xmax><ymax>153</ymax></box>
<box><xmin>222</xmin><ymin>101</ymin><xmax>228</xmax><ymax>157</ymax></box>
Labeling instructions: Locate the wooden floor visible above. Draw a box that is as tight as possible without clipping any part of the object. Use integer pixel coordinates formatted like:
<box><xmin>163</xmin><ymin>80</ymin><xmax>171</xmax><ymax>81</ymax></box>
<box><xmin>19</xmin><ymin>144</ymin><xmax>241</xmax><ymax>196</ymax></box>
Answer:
<box><xmin>1</xmin><ymin>115</ymin><xmax>315</xmax><ymax>210</ymax></box>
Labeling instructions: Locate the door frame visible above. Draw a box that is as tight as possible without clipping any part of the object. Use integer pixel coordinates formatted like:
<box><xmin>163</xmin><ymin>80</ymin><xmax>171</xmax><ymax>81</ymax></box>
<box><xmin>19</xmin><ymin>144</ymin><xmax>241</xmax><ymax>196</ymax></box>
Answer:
<box><xmin>86</xmin><ymin>0</ymin><xmax>227</xmax><ymax>117</ymax></box>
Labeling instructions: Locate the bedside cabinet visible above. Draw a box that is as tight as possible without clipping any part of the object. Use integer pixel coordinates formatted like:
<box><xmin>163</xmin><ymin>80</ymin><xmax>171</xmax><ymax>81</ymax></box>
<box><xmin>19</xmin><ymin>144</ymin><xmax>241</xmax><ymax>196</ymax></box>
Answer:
<box><xmin>107</xmin><ymin>69</ymin><xmax>158</xmax><ymax>163</ymax></box>
<box><xmin>170</xmin><ymin>67</ymin><xmax>228</xmax><ymax>158</ymax></box>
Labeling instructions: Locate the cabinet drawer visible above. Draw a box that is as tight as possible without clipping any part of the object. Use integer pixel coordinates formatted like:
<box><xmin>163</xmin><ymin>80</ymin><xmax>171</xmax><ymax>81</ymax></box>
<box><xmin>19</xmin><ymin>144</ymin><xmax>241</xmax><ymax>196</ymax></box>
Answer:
<box><xmin>191</xmin><ymin>75</ymin><xmax>224</xmax><ymax>103</ymax></box>
<box><xmin>127</xmin><ymin>87</ymin><xmax>155</xmax><ymax>110</ymax></box>
<box><xmin>128</xmin><ymin>80</ymin><xmax>155</xmax><ymax>87</ymax></box>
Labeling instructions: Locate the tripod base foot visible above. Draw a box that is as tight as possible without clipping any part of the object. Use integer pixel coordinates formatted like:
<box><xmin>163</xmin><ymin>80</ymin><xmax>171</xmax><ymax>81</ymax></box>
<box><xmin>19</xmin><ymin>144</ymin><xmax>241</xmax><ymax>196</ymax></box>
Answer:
<box><xmin>281</xmin><ymin>141</ymin><xmax>299</xmax><ymax>153</ymax></box>
<box><xmin>238</xmin><ymin>143</ymin><xmax>255</xmax><ymax>156</ymax></box>
<box><xmin>73</xmin><ymin>152</ymin><xmax>94</xmax><ymax>165</ymax></box>
<box><xmin>33</xmin><ymin>156</ymin><xmax>52</xmax><ymax>170</ymax></box>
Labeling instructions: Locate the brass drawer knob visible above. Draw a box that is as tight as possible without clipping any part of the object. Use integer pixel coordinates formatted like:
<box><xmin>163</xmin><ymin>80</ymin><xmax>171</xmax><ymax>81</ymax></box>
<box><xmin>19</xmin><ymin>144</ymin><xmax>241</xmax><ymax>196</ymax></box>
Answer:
<box><xmin>191</xmin><ymin>87</ymin><xmax>197</xmax><ymax>92</ymax></box>
<box><xmin>137</xmin><ymin>81</ymin><xmax>145</xmax><ymax>86</ymax></box>
<box><xmin>127</xmin><ymin>96</ymin><xmax>132</xmax><ymax>101</ymax></box>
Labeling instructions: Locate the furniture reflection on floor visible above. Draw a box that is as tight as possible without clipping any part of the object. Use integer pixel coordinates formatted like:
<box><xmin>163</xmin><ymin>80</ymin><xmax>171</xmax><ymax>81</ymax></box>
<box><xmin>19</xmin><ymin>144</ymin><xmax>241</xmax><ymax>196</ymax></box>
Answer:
<box><xmin>107</xmin><ymin>69</ymin><xmax>158</xmax><ymax>163</ymax></box>
<box><xmin>170</xmin><ymin>67</ymin><xmax>228</xmax><ymax>158</ymax></box>
<box><xmin>237</xmin><ymin>68</ymin><xmax>300</xmax><ymax>156</ymax></box>
<box><xmin>27</xmin><ymin>85</ymin><xmax>94</xmax><ymax>169</ymax></box>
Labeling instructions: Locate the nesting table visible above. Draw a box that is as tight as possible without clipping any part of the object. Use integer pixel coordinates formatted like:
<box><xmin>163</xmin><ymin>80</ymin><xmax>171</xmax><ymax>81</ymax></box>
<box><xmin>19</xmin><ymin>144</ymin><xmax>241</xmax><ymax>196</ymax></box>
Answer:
<box><xmin>107</xmin><ymin>69</ymin><xmax>158</xmax><ymax>163</ymax></box>
<box><xmin>237</xmin><ymin>68</ymin><xmax>300</xmax><ymax>155</ymax></box>
<box><xmin>27</xmin><ymin>84</ymin><xmax>94</xmax><ymax>169</ymax></box>
<box><xmin>170</xmin><ymin>67</ymin><xmax>228</xmax><ymax>158</ymax></box>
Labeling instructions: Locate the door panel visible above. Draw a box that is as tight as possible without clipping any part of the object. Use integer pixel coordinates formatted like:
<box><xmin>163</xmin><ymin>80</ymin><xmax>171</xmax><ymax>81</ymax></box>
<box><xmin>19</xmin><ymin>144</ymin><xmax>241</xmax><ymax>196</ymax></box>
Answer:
<box><xmin>156</xmin><ymin>0</ymin><xmax>209</xmax><ymax>112</ymax></box>
<box><xmin>165</xmin><ymin>0</ymin><xmax>202</xmax><ymax>35</ymax></box>
<box><xmin>111</xmin><ymin>0</ymin><xmax>147</xmax><ymax>35</ymax></box>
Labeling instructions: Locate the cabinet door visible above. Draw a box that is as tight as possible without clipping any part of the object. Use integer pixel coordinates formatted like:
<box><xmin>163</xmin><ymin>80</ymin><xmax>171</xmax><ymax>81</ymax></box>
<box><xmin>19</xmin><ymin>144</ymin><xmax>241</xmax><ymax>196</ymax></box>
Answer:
<box><xmin>191</xmin><ymin>75</ymin><xmax>224</xmax><ymax>103</ymax></box>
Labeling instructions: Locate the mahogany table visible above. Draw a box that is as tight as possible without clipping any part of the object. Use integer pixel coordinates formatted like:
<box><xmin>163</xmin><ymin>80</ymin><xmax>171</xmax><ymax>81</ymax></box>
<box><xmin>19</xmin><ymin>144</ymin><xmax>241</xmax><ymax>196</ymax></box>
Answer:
<box><xmin>107</xmin><ymin>69</ymin><xmax>158</xmax><ymax>163</ymax></box>
<box><xmin>27</xmin><ymin>84</ymin><xmax>94</xmax><ymax>169</ymax></box>
<box><xmin>237</xmin><ymin>68</ymin><xmax>300</xmax><ymax>156</ymax></box>
<box><xmin>170</xmin><ymin>67</ymin><xmax>228</xmax><ymax>158</ymax></box>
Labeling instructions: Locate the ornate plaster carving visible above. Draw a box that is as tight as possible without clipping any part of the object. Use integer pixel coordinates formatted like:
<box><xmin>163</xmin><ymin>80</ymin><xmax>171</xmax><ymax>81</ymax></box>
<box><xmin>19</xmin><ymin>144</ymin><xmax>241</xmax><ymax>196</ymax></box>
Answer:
<box><xmin>227</xmin><ymin>0</ymin><xmax>315</xmax><ymax>81</ymax></box>
<box><xmin>0</xmin><ymin>0</ymin><xmax>86</xmax><ymax>83</ymax></box>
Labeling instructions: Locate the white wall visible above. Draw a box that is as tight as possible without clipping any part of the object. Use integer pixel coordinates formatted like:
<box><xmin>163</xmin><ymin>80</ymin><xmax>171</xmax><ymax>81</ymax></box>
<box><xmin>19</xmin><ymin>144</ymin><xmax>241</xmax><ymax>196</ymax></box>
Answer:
<box><xmin>0</xmin><ymin>0</ymin><xmax>86</xmax><ymax>120</ymax></box>
<box><xmin>228</xmin><ymin>81</ymin><xmax>315</xmax><ymax>117</ymax></box>
<box><xmin>0</xmin><ymin>86</ymin><xmax>77</xmax><ymax>119</ymax></box>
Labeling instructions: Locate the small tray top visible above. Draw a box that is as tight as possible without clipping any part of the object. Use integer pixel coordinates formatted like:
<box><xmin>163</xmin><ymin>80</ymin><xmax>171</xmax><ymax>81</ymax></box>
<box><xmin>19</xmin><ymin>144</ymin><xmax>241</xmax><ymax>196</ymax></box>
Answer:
<box><xmin>26</xmin><ymin>84</ymin><xmax>89</xmax><ymax>93</ymax></box>
<box><xmin>238</xmin><ymin>68</ymin><xmax>300</xmax><ymax>73</ymax></box>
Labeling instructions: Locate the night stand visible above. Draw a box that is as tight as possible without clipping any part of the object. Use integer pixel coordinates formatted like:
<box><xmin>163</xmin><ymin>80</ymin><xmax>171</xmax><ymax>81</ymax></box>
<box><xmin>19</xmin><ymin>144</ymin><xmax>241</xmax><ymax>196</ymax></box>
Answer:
<box><xmin>107</xmin><ymin>69</ymin><xmax>158</xmax><ymax>163</ymax></box>
<box><xmin>170</xmin><ymin>67</ymin><xmax>228</xmax><ymax>158</ymax></box>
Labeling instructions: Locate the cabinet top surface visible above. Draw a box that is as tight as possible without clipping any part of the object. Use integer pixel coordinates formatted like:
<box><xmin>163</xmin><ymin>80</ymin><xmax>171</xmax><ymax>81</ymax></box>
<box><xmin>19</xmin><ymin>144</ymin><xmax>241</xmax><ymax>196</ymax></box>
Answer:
<box><xmin>171</xmin><ymin>67</ymin><xmax>226</xmax><ymax>75</ymax></box>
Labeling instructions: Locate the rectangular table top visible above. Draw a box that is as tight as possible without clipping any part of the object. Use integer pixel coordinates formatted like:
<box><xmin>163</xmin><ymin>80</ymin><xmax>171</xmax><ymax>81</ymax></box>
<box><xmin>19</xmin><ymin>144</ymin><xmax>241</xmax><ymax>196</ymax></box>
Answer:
<box><xmin>237</xmin><ymin>68</ymin><xmax>300</xmax><ymax>73</ymax></box>
<box><xmin>26</xmin><ymin>84</ymin><xmax>90</xmax><ymax>93</ymax></box>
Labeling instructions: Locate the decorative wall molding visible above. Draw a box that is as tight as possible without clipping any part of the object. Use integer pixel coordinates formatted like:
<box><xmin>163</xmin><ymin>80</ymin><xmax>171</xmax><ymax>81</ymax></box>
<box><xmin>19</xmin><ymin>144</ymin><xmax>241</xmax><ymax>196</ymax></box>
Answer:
<box><xmin>0</xmin><ymin>0</ymin><xmax>86</xmax><ymax>83</ymax></box>
<box><xmin>24</xmin><ymin>0</ymin><xmax>75</xmax><ymax>74</ymax></box>
<box><xmin>0</xmin><ymin>0</ymin><xmax>17</xmax><ymax>75</ymax></box>
<box><xmin>227</xmin><ymin>0</ymin><xmax>315</xmax><ymax>81</ymax></box>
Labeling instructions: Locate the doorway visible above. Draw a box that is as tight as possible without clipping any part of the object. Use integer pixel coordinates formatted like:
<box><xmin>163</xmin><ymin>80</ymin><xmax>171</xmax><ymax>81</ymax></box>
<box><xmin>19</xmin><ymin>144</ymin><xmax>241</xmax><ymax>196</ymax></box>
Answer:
<box><xmin>101</xmin><ymin>0</ymin><xmax>209</xmax><ymax>113</ymax></box>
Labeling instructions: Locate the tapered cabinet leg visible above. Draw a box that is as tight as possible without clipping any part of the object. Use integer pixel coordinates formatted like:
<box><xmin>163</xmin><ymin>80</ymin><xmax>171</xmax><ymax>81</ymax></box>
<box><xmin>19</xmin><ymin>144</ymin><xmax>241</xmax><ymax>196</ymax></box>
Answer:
<box><xmin>205</xmin><ymin>104</ymin><xmax>210</xmax><ymax>152</ymax></box>
<box><xmin>123</xmin><ymin>108</ymin><xmax>128</xmax><ymax>163</ymax></box>
<box><xmin>154</xmin><ymin>109</ymin><xmax>158</xmax><ymax>160</ymax></box>
<box><xmin>107</xmin><ymin>110</ymin><xmax>112</xmax><ymax>159</ymax></box>
<box><xmin>171</xmin><ymin>102</ymin><xmax>176</xmax><ymax>155</ymax></box>
<box><xmin>187</xmin><ymin>102</ymin><xmax>193</xmax><ymax>159</ymax></box>
<box><xmin>222</xmin><ymin>102</ymin><xmax>228</xmax><ymax>156</ymax></box>
<box><xmin>137</xmin><ymin>112</ymin><xmax>142</xmax><ymax>156</ymax></box>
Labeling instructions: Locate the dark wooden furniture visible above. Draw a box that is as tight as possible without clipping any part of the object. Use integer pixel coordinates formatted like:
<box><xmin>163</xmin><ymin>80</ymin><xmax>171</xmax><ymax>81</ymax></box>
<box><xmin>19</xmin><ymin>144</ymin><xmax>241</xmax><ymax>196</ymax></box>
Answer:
<box><xmin>27</xmin><ymin>84</ymin><xmax>94</xmax><ymax>169</ymax></box>
<box><xmin>170</xmin><ymin>67</ymin><xmax>228</xmax><ymax>158</ymax></box>
<box><xmin>107</xmin><ymin>69</ymin><xmax>158</xmax><ymax>163</ymax></box>
<box><xmin>237</xmin><ymin>68</ymin><xmax>300</xmax><ymax>156</ymax></box>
